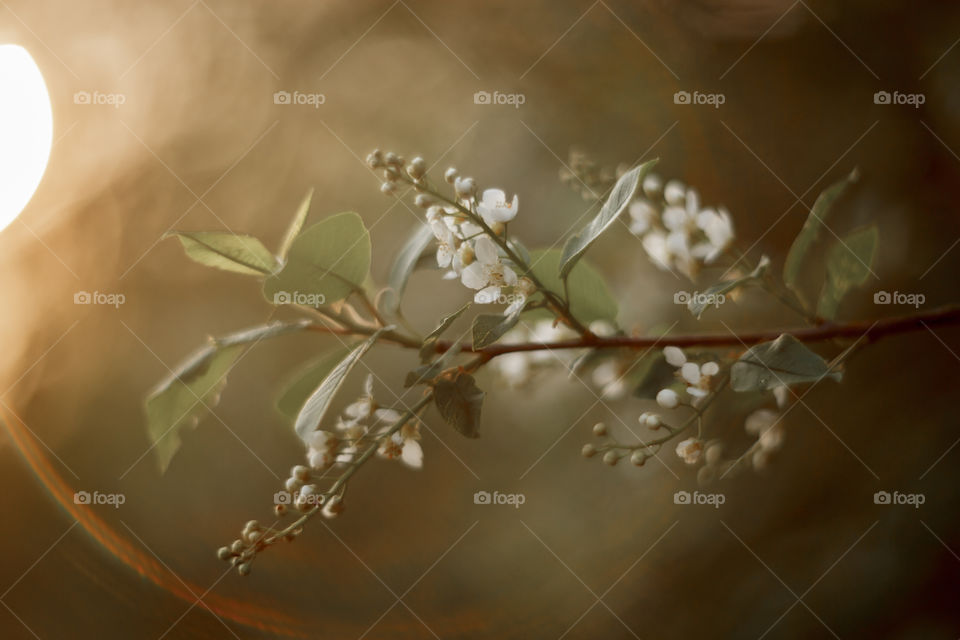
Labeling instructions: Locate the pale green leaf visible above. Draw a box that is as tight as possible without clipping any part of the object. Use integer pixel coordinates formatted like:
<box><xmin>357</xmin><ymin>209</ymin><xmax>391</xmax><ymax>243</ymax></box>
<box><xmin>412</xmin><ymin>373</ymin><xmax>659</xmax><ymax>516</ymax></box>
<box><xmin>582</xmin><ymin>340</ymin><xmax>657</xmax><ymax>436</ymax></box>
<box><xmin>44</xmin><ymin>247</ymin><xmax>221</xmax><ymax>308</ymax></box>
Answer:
<box><xmin>688</xmin><ymin>256</ymin><xmax>770</xmax><ymax>319</ymax></box>
<box><xmin>530</xmin><ymin>248</ymin><xmax>618</xmax><ymax>323</ymax></box>
<box><xmin>783</xmin><ymin>169</ymin><xmax>858</xmax><ymax>304</ymax></box>
<box><xmin>559</xmin><ymin>160</ymin><xmax>657</xmax><ymax>280</ymax></box>
<box><xmin>817</xmin><ymin>226</ymin><xmax>878</xmax><ymax>320</ymax></box>
<box><xmin>278</xmin><ymin>188</ymin><xmax>314</xmax><ymax>261</ymax></box>
<box><xmin>263</xmin><ymin>212</ymin><xmax>371</xmax><ymax>305</ymax></box>
<box><xmin>293</xmin><ymin>327</ymin><xmax>390</xmax><ymax>442</ymax></box>
<box><xmin>169</xmin><ymin>231</ymin><xmax>279</xmax><ymax>276</ymax></box>
<box><xmin>731</xmin><ymin>334</ymin><xmax>841</xmax><ymax>392</ymax></box>
<box><xmin>471</xmin><ymin>311</ymin><xmax>521</xmax><ymax>349</ymax></box>
<box><xmin>419</xmin><ymin>303</ymin><xmax>471</xmax><ymax>362</ymax></box>
<box><xmin>382</xmin><ymin>222</ymin><xmax>435</xmax><ymax>315</ymax></box>
<box><xmin>276</xmin><ymin>344</ymin><xmax>354</xmax><ymax>419</ymax></box>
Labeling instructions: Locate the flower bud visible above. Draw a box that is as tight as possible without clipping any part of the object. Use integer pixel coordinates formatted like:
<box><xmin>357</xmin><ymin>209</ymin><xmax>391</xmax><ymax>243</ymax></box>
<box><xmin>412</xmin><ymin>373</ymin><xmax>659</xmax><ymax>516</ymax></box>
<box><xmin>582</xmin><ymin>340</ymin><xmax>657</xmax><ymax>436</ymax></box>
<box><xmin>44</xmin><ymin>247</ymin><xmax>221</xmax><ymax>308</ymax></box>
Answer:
<box><xmin>656</xmin><ymin>388</ymin><xmax>679</xmax><ymax>409</ymax></box>
<box><xmin>285</xmin><ymin>477</ymin><xmax>302</xmax><ymax>493</ymax></box>
<box><xmin>592</xmin><ymin>422</ymin><xmax>607</xmax><ymax>437</ymax></box>
<box><xmin>217</xmin><ymin>546</ymin><xmax>232</xmax><ymax>561</ymax></box>
<box><xmin>602</xmin><ymin>451</ymin><xmax>619</xmax><ymax>466</ymax></box>
<box><xmin>642</xmin><ymin>173</ymin><xmax>662</xmax><ymax>199</ymax></box>
<box><xmin>630</xmin><ymin>451</ymin><xmax>646</xmax><ymax>466</ymax></box>
<box><xmin>407</xmin><ymin>157</ymin><xmax>426</xmax><ymax>180</ymax></box>
<box><xmin>292</xmin><ymin>465</ymin><xmax>310</xmax><ymax>481</ymax></box>
<box><xmin>384</xmin><ymin>151</ymin><xmax>399</xmax><ymax>166</ymax></box>
<box><xmin>237</xmin><ymin>562</ymin><xmax>251</xmax><ymax>576</ymax></box>
<box><xmin>664</xmin><ymin>180</ymin><xmax>685</xmax><ymax>206</ymax></box>
<box><xmin>414</xmin><ymin>194</ymin><xmax>433</xmax><ymax>209</ymax></box>
<box><xmin>454</xmin><ymin>177</ymin><xmax>476</xmax><ymax>199</ymax></box>
<box><xmin>444</xmin><ymin>167</ymin><xmax>458</xmax><ymax>184</ymax></box>
<box><xmin>322</xmin><ymin>495</ymin><xmax>344</xmax><ymax>519</ymax></box>
<box><xmin>380</xmin><ymin>181</ymin><xmax>397</xmax><ymax>195</ymax></box>
<box><xmin>230</xmin><ymin>540</ymin><xmax>244</xmax><ymax>554</ymax></box>
<box><xmin>366</xmin><ymin>149</ymin><xmax>383</xmax><ymax>168</ymax></box>
<box><xmin>581</xmin><ymin>443</ymin><xmax>597</xmax><ymax>458</ymax></box>
<box><xmin>274</xmin><ymin>504</ymin><xmax>287</xmax><ymax>516</ymax></box>
<box><xmin>243</xmin><ymin>520</ymin><xmax>260</xmax><ymax>534</ymax></box>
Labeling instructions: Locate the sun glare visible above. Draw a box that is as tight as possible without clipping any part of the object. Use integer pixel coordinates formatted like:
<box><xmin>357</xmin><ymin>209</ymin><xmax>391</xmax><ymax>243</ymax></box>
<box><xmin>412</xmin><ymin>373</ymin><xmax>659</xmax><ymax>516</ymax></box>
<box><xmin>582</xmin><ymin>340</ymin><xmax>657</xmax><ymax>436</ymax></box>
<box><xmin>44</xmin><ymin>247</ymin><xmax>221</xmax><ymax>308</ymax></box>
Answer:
<box><xmin>0</xmin><ymin>44</ymin><xmax>53</xmax><ymax>232</ymax></box>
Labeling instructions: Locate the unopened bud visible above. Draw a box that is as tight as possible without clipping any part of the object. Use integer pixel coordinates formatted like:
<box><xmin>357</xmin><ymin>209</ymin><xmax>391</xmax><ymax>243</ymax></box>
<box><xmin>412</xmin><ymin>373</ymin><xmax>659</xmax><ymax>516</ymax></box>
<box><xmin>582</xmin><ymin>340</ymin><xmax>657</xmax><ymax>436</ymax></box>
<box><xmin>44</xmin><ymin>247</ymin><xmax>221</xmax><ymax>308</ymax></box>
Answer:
<box><xmin>581</xmin><ymin>443</ymin><xmax>597</xmax><ymax>458</ymax></box>
<box><xmin>602</xmin><ymin>451</ymin><xmax>619</xmax><ymax>466</ymax></box>
<box><xmin>407</xmin><ymin>157</ymin><xmax>426</xmax><ymax>180</ymax></box>
<box><xmin>592</xmin><ymin>422</ymin><xmax>607</xmax><ymax>437</ymax></box>
<box><xmin>444</xmin><ymin>167</ymin><xmax>458</xmax><ymax>183</ymax></box>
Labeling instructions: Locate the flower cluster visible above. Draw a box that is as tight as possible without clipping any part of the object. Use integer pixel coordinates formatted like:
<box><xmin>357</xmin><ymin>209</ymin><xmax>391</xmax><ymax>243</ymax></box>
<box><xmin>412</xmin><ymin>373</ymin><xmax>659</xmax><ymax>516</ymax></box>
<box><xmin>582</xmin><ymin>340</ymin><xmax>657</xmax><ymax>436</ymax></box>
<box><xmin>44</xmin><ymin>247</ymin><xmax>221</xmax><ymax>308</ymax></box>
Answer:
<box><xmin>628</xmin><ymin>173</ymin><xmax>735</xmax><ymax>279</ymax></box>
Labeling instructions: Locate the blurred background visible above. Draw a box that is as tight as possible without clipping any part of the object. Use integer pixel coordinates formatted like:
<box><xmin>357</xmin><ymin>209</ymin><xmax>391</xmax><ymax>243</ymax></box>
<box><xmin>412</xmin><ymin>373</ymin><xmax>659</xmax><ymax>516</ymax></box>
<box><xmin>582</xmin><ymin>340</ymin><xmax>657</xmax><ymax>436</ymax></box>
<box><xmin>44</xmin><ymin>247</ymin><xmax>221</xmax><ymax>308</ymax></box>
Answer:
<box><xmin>1</xmin><ymin>0</ymin><xmax>959</xmax><ymax>637</ymax></box>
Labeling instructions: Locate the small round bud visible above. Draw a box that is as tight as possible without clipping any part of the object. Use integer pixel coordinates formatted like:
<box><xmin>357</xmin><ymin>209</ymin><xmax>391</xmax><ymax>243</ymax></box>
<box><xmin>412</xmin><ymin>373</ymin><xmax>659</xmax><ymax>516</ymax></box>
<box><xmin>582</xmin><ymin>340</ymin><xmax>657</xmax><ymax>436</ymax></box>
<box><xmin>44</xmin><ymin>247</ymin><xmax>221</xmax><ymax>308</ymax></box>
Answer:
<box><xmin>581</xmin><ymin>443</ymin><xmax>597</xmax><ymax>458</ymax></box>
<box><xmin>366</xmin><ymin>149</ymin><xmax>383</xmax><ymax>168</ymax></box>
<box><xmin>247</xmin><ymin>530</ymin><xmax>262</xmax><ymax>544</ymax></box>
<box><xmin>322</xmin><ymin>495</ymin><xmax>344</xmax><ymax>519</ymax></box>
<box><xmin>414</xmin><ymin>193</ymin><xmax>433</xmax><ymax>209</ymax></box>
<box><xmin>592</xmin><ymin>422</ymin><xmax>607</xmax><ymax>437</ymax></box>
<box><xmin>602</xmin><ymin>451</ymin><xmax>619</xmax><ymax>466</ymax></box>
<box><xmin>380</xmin><ymin>181</ymin><xmax>397</xmax><ymax>195</ymax></box>
<box><xmin>656</xmin><ymin>388</ymin><xmax>679</xmax><ymax>409</ymax></box>
<box><xmin>285</xmin><ymin>477</ymin><xmax>302</xmax><ymax>493</ymax></box>
<box><xmin>230</xmin><ymin>540</ymin><xmax>244</xmax><ymax>554</ymax></box>
<box><xmin>705</xmin><ymin>443</ymin><xmax>723</xmax><ymax>466</ymax></box>
<box><xmin>407</xmin><ymin>157</ymin><xmax>426</xmax><ymax>180</ymax></box>
<box><xmin>243</xmin><ymin>520</ymin><xmax>260</xmax><ymax>533</ymax></box>
<box><xmin>664</xmin><ymin>180</ymin><xmax>686</xmax><ymax>206</ymax></box>
<box><xmin>292</xmin><ymin>465</ymin><xmax>310</xmax><ymax>481</ymax></box>
<box><xmin>237</xmin><ymin>562</ymin><xmax>251</xmax><ymax>576</ymax></box>
<box><xmin>630</xmin><ymin>451</ymin><xmax>646</xmax><ymax>466</ymax></box>
<box><xmin>384</xmin><ymin>151</ymin><xmax>399</xmax><ymax>166</ymax></box>
<box><xmin>217</xmin><ymin>546</ymin><xmax>232</xmax><ymax>561</ymax></box>
<box><xmin>642</xmin><ymin>173</ymin><xmax>662</xmax><ymax>199</ymax></box>
<box><xmin>274</xmin><ymin>503</ymin><xmax>287</xmax><ymax>516</ymax></box>
<box><xmin>454</xmin><ymin>177</ymin><xmax>476</xmax><ymax>199</ymax></box>
<box><xmin>444</xmin><ymin>167</ymin><xmax>458</xmax><ymax>183</ymax></box>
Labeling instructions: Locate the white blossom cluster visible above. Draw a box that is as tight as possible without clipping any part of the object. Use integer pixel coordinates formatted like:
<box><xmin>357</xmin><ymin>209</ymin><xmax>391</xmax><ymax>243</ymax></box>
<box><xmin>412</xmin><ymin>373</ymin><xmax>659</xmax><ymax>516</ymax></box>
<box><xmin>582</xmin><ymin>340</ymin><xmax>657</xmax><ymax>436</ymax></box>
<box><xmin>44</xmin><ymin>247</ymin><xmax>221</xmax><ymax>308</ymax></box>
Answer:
<box><xmin>628</xmin><ymin>174</ymin><xmax>735</xmax><ymax>279</ymax></box>
<box><xmin>656</xmin><ymin>346</ymin><xmax>721</xmax><ymax>411</ymax></box>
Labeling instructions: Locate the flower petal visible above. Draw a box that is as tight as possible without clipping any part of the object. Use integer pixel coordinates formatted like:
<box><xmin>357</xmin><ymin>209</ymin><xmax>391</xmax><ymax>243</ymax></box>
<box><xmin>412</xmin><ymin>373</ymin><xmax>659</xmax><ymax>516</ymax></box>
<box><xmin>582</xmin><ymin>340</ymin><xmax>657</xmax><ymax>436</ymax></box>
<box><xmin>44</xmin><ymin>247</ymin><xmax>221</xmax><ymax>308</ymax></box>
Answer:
<box><xmin>663</xmin><ymin>346</ymin><xmax>686</xmax><ymax>367</ymax></box>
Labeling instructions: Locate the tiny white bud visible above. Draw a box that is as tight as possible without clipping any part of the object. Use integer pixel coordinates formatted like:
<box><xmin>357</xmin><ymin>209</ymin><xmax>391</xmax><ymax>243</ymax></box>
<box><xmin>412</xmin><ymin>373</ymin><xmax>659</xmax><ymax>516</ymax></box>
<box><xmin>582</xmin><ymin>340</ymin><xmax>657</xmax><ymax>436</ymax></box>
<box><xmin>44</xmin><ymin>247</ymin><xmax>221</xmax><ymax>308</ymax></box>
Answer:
<box><xmin>407</xmin><ymin>156</ymin><xmax>426</xmax><ymax>180</ymax></box>
<box><xmin>454</xmin><ymin>177</ymin><xmax>476</xmax><ymax>199</ymax></box>
<box><xmin>581</xmin><ymin>443</ymin><xmax>597</xmax><ymax>458</ymax></box>
<box><xmin>217</xmin><ymin>546</ymin><xmax>232</xmax><ymax>561</ymax></box>
<box><xmin>664</xmin><ymin>180</ymin><xmax>686</xmax><ymax>206</ymax></box>
<box><xmin>630</xmin><ymin>451</ymin><xmax>646</xmax><ymax>466</ymax></box>
<box><xmin>285</xmin><ymin>477</ymin><xmax>301</xmax><ymax>493</ymax></box>
<box><xmin>444</xmin><ymin>167</ymin><xmax>458</xmax><ymax>183</ymax></box>
<box><xmin>602</xmin><ymin>451</ymin><xmax>619</xmax><ymax>466</ymax></box>
<box><xmin>380</xmin><ymin>181</ymin><xmax>397</xmax><ymax>195</ymax></box>
<box><xmin>656</xmin><ymin>388</ymin><xmax>679</xmax><ymax>409</ymax></box>
<box><xmin>414</xmin><ymin>193</ymin><xmax>432</xmax><ymax>209</ymax></box>
<box><xmin>292</xmin><ymin>465</ymin><xmax>310</xmax><ymax>481</ymax></box>
<box><xmin>642</xmin><ymin>173</ymin><xmax>663</xmax><ymax>199</ymax></box>
<box><xmin>237</xmin><ymin>562</ymin><xmax>251</xmax><ymax>576</ymax></box>
<box><xmin>592</xmin><ymin>422</ymin><xmax>607</xmax><ymax>437</ymax></box>
<box><xmin>645</xmin><ymin>414</ymin><xmax>661</xmax><ymax>428</ymax></box>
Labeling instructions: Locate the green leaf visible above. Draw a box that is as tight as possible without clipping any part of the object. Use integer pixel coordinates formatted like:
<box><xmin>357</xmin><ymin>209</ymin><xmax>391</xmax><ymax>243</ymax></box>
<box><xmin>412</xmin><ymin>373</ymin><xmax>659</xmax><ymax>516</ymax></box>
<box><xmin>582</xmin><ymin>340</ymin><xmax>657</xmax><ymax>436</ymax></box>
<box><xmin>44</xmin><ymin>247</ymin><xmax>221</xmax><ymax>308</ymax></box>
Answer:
<box><xmin>276</xmin><ymin>345</ymin><xmax>354</xmax><ymax>419</ymax></box>
<box><xmin>278</xmin><ymin>188</ymin><xmax>314</xmax><ymax>261</ymax></box>
<box><xmin>558</xmin><ymin>160</ymin><xmax>657</xmax><ymax>280</ymax></box>
<box><xmin>263</xmin><ymin>212</ymin><xmax>371</xmax><ymax>306</ymax></box>
<box><xmin>145</xmin><ymin>320</ymin><xmax>309</xmax><ymax>473</ymax></box>
<box><xmin>688</xmin><ymin>256</ymin><xmax>770</xmax><ymax>319</ymax></box>
<box><xmin>383</xmin><ymin>222</ymin><xmax>435</xmax><ymax>315</ymax></box>
<box><xmin>471</xmin><ymin>311</ymin><xmax>521</xmax><ymax>350</ymax></box>
<box><xmin>783</xmin><ymin>169</ymin><xmax>859</xmax><ymax>304</ymax></box>
<box><xmin>730</xmin><ymin>334</ymin><xmax>841</xmax><ymax>392</ymax></box>
<box><xmin>293</xmin><ymin>327</ymin><xmax>390</xmax><ymax>442</ymax></box>
<box><xmin>419</xmin><ymin>302</ymin><xmax>471</xmax><ymax>362</ymax></box>
<box><xmin>408</xmin><ymin>340</ymin><xmax>463</xmax><ymax>387</ymax></box>
<box><xmin>816</xmin><ymin>226</ymin><xmax>878</xmax><ymax>321</ymax></box>
<box><xmin>530</xmin><ymin>248</ymin><xmax>618</xmax><ymax>323</ymax></box>
<box><xmin>168</xmin><ymin>231</ymin><xmax>279</xmax><ymax>276</ymax></box>
<box><xmin>433</xmin><ymin>371</ymin><xmax>484</xmax><ymax>438</ymax></box>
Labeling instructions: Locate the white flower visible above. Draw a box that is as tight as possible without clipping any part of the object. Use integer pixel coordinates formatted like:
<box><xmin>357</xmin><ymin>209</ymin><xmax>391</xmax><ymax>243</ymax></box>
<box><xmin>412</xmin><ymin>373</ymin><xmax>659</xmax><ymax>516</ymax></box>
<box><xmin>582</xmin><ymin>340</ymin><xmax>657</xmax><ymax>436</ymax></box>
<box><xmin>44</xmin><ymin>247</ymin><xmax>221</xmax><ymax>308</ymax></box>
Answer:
<box><xmin>692</xmin><ymin>208</ymin><xmax>734</xmax><ymax>263</ymax></box>
<box><xmin>592</xmin><ymin>360</ymin><xmax>628</xmax><ymax>400</ymax></box>
<box><xmin>663</xmin><ymin>347</ymin><xmax>719</xmax><ymax>397</ymax></box>
<box><xmin>628</xmin><ymin>199</ymin><xmax>657</xmax><ymax>235</ymax></box>
<box><xmin>504</xmin><ymin>277</ymin><xmax>535</xmax><ymax>316</ymax></box>
<box><xmin>656</xmin><ymin>388</ymin><xmax>679</xmax><ymax>409</ymax></box>
<box><xmin>476</xmin><ymin>188</ymin><xmax>518</xmax><ymax>225</ymax></box>
<box><xmin>641</xmin><ymin>230</ymin><xmax>671</xmax><ymax>270</ymax></box>
<box><xmin>430</xmin><ymin>220</ymin><xmax>457</xmax><ymax>269</ymax></box>
<box><xmin>642</xmin><ymin>173</ymin><xmax>663</xmax><ymax>199</ymax></box>
<box><xmin>664</xmin><ymin>180</ymin><xmax>686</xmax><ymax>206</ymax></box>
<box><xmin>305</xmin><ymin>430</ymin><xmax>336</xmax><ymax>470</ymax></box>
<box><xmin>675</xmin><ymin>438</ymin><xmax>703</xmax><ymax>465</ymax></box>
<box><xmin>461</xmin><ymin>236</ymin><xmax>517</xmax><ymax>304</ymax></box>
<box><xmin>378</xmin><ymin>422</ymin><xmax>423</xmax><ymax>469</ymax></box>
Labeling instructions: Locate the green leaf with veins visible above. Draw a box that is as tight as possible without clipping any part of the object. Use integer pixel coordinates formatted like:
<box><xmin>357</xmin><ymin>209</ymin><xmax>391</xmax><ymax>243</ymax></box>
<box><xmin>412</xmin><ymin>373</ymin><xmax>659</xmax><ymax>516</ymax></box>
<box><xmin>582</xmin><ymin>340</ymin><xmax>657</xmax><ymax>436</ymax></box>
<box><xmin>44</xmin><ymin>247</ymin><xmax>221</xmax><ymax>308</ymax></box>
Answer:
<box><xmin>383</xmin><ymin>222</ymin><xmax>435</xmax><ymax>315</ymax></box>
<box><xmin>263</xmin><ymin>212</ymin><xmax>371</xmax><ymax>305</ymax></box>
<box><xmin>731</xmin><ymin>334</ymin><xmax>841</xmax><ymax>392</ymax></box>
<box><xmin>529</xmin><ymin>248</ymin><xmax>617</xmax><ymax>323</ymax></box>
<box><xmin>169</xmin><ymin>231</ymin><xmax>279</xmax><ymax>276</ymax></box>
<box><xmin>278</xmin><ymin>188</ymin><xmax>314</xmax><ymax>261</ymax></box>
<box><xmin>558</xmin><ymin>159</ymin><xmax>657</xmax><ymax>280</ymax></box>
<box><xmin>433</xmin><ymin>371</ymin><xmax>484</xmax><ymax>438</ymax></box>
<box><xmin>688</xmin><ymin>256</ymin><xmax>770</xmax><ymax>319</ymax></box>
